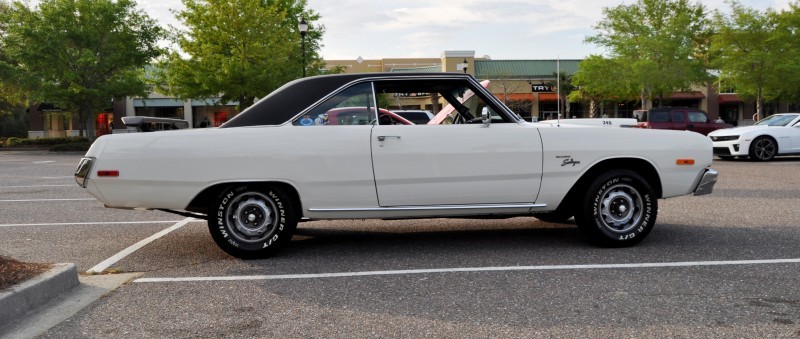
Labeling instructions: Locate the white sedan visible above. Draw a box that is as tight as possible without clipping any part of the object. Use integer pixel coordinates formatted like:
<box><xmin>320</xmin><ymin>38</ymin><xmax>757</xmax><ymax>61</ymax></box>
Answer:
<box><xmin>75</xmin><ymin>73</ymin><xmax>717</xmax><ymax>258</ymax></box>
<box><xmin>708</xmin><ymin>113</ymin><xmax>800</xmax><ymax>161</ymax></box>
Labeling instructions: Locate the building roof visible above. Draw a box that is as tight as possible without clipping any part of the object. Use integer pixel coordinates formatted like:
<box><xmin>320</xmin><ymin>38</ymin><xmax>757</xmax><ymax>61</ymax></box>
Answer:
<box><xmin>475</xmin><ymin>60</ymin><xmax>582</xmax><ymax>79</ymax></box>
<box><xmin>389</xmin><ymin>65</ymin><xmax>442</xmax><ymax>73</ymax></box>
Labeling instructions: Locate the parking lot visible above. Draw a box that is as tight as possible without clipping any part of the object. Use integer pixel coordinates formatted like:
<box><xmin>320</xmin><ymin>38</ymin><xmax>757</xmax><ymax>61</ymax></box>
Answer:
<box><xmin>1</xmin><ymin>150</ymin><xmax>799</xmax><ymax>337</ymax></box>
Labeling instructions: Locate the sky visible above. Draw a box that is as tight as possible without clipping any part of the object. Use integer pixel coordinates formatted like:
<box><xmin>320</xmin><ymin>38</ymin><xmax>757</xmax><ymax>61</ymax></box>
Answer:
<box><xmin>134</xmin><ymin>0</ymin><xmax>793</xmax><ymax>61</ymax></box>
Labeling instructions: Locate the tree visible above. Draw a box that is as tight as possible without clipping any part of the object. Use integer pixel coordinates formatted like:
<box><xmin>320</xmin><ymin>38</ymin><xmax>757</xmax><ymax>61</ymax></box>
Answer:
<box><xmin>158</xmin><ymin>0</ymin><xmax>324</xmax><ymax>111</ymax></box>
<box><xmin>483</xmin><ymin>72</ymin><xmax>531</xmax><ymax>117</ymax></box>
<box><xmin>0</xmin><ymin>2</ymin><xmax>27</xmax><ymax>137</ymax></box>
<box><xmin>571</xmin><ymin>55</ymin><xmax>640</xmax><ymax>117</ymax></box>
<box><xmin>585</xmin><ymin>0</ymin><xmax>712</xmax><ymax>108</ymax></box>
<box><xmin>710</xmin><ymin>2</ymin><xmax>781</xmax><ymax>120</ymax></box>
<box><xmin>544</xmin><ymin>71</ymin><xmax>575</xmax><ymax>117</ymax></box>
<box><xmin>1</xmin><ymin>0</ymin><xmax>163</xmax><ymax>139</ymax></box>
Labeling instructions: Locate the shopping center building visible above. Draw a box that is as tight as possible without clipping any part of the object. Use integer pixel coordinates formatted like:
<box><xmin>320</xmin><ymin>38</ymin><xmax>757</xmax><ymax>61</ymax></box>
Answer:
<box><xmin>26</xmin><ymin>50</ymin><xmax>782</xmax><ymax>137</ymax></box>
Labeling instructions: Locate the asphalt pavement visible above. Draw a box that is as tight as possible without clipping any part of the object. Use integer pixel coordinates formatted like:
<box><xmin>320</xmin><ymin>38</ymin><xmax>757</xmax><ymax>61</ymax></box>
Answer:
<box><xmin>0</xmin><ymin>150</ymin><xmax>798</xmax><ymax>337</ymax></box>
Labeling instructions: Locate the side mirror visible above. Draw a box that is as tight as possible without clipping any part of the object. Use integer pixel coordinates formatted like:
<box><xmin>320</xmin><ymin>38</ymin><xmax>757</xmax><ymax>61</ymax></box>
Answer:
<box><xmin>481</xmin><ymin>107</ymin><xmax>490</xmax><ymax>127</ymax></box>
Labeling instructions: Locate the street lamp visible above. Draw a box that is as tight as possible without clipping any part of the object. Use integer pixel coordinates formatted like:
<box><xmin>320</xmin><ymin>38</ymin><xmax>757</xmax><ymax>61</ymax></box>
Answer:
<box><xmin>298</xmin><ymin>17</ymin><xmax>308</xmax><ymax>77</ymax></box>
<box><xmin>462</xmin><ymin>58</ymin><xmax>468</xmax><ymax>74</ymax></box>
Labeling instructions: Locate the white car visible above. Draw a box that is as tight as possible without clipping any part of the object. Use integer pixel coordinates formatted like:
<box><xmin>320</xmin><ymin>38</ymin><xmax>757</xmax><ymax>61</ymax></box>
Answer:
<box><xmin>75</xmin><ymin>73</ymin><xmax>718</xmax><ymax>258</ymax></box>
<box><xmin>708</xmin><ymin>113</ymin><xmax>800</xmax><ymax>161</ymax></box>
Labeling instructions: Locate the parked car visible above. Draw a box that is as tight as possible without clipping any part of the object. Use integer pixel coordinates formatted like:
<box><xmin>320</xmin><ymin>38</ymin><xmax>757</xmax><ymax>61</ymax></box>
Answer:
<box><xmin>313</xmin><ymin>107</ymin><xmax>413</xmax><ymax>126</ymax></box>
<box><xmin>75</xmin><ymin>73</ymin><xmax>717</xmax><ymax>259</ymax></box>
<box><xmin>636</xmin><ymin>107</ymin><xmax>732</xmax><ymax>135</ymax></box>
<box><xmin>708</xmin><ymin>113</ymin><xmax>800</xmax><ymax>161</ymax></box>
<box><xmin>393</xmin><ymin>110</ymin><xmax>435</xmax><ymax>124</ymax></box>
<box><xmin>121</xmin><ymin>116</ymin><xmax>189</xmax><ymax>132</ymax></box>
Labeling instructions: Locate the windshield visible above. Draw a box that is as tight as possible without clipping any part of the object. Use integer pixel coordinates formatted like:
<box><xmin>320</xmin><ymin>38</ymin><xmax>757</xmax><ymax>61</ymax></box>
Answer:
<box><xmin>755</xmin><ymin>114</ymin><xmax>799</xmax><ymax>126</ymax></box>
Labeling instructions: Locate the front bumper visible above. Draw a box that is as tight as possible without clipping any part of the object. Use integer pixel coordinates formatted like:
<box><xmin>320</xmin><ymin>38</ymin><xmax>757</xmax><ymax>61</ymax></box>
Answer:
<box><xmin>693</xmin><ymin>168</ymin><xmax>718</xmax><ymax>196</ymax></box>
<box><xmin>711</xmin><ymin>139</ymin><xmax>748</xmax><ymax>157</ymax></box>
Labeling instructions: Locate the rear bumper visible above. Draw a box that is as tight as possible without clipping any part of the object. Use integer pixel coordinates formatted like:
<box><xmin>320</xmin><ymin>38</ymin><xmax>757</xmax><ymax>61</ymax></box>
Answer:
<box><xmin>693</xmin><ymin>168</ymin><xmax>718</xmax><ymax>196</ymax></box>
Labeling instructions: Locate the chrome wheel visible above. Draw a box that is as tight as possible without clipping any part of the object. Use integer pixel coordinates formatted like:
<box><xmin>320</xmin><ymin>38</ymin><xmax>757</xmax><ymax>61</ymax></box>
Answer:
<box><xmin>598</xmin><ymin>183</ymin><xmax>643</xmax><ymax>233</ymax></box>
<box><xmin>227</xmin><ymin>192</ymin><xmax>278</xmax><ymax>243</ymax></box>
<box><xmin>751</xmin><ymin>137</ymin><xmax>776</xmax><ymax>161</ymax></box>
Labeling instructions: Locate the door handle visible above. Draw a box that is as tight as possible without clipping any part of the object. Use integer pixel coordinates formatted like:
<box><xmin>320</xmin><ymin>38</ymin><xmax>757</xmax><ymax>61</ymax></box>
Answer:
<box><xmin>377</xmin><ymin>135</ymin><xmax>400</xmax><ymax>147</ymax></box>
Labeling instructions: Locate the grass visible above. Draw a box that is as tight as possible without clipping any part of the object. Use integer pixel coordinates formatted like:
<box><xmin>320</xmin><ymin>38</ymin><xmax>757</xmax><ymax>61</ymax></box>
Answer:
<box><xmin>0</xmin><ymin>255</ymin><xmax>52</xmax><ymax>291</ymax></box>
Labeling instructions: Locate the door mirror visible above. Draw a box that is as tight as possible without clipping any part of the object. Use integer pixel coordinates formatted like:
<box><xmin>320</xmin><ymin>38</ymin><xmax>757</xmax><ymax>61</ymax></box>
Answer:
<box><xmin>481</xmin><ymin>107</ymin><xmax>490</xmax><ymax>127</ymax></box>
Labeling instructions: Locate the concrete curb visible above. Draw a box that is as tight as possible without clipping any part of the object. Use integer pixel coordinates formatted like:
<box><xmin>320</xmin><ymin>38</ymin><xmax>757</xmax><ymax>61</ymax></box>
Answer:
<box><xmin>0</xmin><ymin>263</ymin><xmax>79</xmax><ymax>328</ymax></box>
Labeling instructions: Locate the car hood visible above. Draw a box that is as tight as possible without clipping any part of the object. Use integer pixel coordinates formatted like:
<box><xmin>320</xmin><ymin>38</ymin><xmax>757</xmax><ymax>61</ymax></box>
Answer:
<box><xmin>708</xmin><ymin>125</ymin><xmax>771</xmax><ymax>136</ymax></box>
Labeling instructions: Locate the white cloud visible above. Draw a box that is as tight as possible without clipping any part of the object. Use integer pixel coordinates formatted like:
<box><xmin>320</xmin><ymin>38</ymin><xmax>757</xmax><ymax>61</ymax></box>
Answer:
<box><xmin>134</xmin><ymin>0</ymin><xmax>793</xmax><ymax>60</ymax></box>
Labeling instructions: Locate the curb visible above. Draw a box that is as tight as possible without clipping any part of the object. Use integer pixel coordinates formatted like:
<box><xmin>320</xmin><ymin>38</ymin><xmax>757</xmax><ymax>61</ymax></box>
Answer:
<box><xmin>0</xmin><ymin>263</ymin><xmax>79</xmax><ymax>328</ymax></box>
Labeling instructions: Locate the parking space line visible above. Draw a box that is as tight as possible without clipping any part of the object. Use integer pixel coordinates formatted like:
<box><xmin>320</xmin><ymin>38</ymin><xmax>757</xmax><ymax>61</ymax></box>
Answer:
<box><xmin>87</xmin><ymin>217</ymin><xmax>196</xmax><ymax>274</ymax></box>
<box><xmin>1</xmin><ymin>220</ymin><xmax>202</xmax><ymax>227</ymax></box>
<box><xmin>0</xmin><ymin>198</ymin><xmax>95</xmax><ymax>202</ymax></box>
<box><xmin>0</xmin><ymin>185</ymin><xmax>74</xmax><ymax>188</ymax></box>
<box><xmin>42</xmin><ymin>176</ymin><xmax>74</xmax><ymax>179</ymax></box>
<box><xmin>134</xmin><ymin>258</ymin><xmax>800</xmax><ymax>283</ymax></box>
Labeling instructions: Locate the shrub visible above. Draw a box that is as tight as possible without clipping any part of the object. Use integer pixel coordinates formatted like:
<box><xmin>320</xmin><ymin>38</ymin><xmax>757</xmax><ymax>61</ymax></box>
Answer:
<box><xmin>49</xmin><ymin>142</ymin><xmax>91</xmax><ymax>152</ymax></box>
<box><xmin>4</xmin><ymin>136</ymin><xmax>89</xmax><ymax>147</ymax></box>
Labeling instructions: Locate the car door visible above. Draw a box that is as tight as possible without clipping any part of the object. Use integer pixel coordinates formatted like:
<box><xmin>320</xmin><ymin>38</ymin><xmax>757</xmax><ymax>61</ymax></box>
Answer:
<box><xmin>671</xmin><ymin>110</ymin><xmax>688</xmax><ymax>131</ymax></box>
<box><xmin>687</xmin><ymin>110</ymin><xmax>712</xmax><ymax>135</ymax></box>
<box><xmin>370</xmin><ymin>123</ymin><xmax>542</xmax><ymax>206</ymax></box>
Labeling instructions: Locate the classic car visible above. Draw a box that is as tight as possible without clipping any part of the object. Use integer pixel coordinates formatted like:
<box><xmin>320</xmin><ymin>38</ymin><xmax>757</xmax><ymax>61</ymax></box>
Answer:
<box><xmin>708</xmin><ymin>113</ymin><xmax>800</xmax><ymax>161</ymax></box>
<box><xmin>75</xmin><ymin>73</ymin><xmax>718</xmax><ymax>259</ymax></box>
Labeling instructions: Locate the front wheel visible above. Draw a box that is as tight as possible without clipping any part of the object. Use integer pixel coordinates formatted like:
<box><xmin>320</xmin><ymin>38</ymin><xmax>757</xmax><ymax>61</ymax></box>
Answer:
<box><xmin>749</xmin><ymin>136</ymin><xmax>776</xmax><ymax>161</ymax></box>
<box><xmin>208</xmin><ymin>184</ymin><xmax>297</xmax><ymax>259</ymax></box>
<box><xmin>574</xmin><ymin>170</ymin><xmax>657</xmax><ymax>247</ymax></box>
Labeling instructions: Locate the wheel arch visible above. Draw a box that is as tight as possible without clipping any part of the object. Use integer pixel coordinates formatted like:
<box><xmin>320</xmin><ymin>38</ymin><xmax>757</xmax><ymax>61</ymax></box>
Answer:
<box><xmin>557</xmin><ymin>158</ymin><xmax>663</xmax><ymax>212</ymax></box>
<box><xmin>186</xmin><ymin>181</ymin><xmax>303</xmax><ymax>218</ymax></box>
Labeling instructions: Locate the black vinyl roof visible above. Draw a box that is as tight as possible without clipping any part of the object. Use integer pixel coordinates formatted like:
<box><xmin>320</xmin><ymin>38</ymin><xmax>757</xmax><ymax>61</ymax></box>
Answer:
<box><xmin>220</xmin><ymin>72</ymin><xmax>473</xmax><ymax>128</ymax></box>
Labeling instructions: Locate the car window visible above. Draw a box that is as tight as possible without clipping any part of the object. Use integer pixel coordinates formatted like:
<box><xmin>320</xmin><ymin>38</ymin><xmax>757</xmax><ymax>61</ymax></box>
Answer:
<box><xmin>755</xmin><ymin>114</ymin><xmax>800</xmax><ymax>126</ymax></box>
<box><xmin>688</xmin><ymin>111</ymin><xmax>708</xmax><ymax>123</ymax></box>
<box><xmin>293</xmin><ymin>82</ymin><xmax>375</xmax><ymax>126</ymax></box>
<box><xmin>672</xmin><ymin>112</ymin><xmax>685</xmax><ymax>123</ymax></box>
<box><xmin>373</xmin><ymin>79</ymin><xmax>513</xmax><ymax>125</ymax></box>
<box><xmin>650</xmin><ymin>111</ymin><xmax>670</xmax><ymax>123</ymax></box>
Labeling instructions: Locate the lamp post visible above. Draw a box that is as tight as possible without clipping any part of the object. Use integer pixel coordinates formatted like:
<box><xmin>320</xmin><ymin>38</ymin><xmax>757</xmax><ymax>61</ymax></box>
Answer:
<box><xmin>298</xmin><ymin>17</ymin><xmax>308</xmax><ymax>77</ymax></box>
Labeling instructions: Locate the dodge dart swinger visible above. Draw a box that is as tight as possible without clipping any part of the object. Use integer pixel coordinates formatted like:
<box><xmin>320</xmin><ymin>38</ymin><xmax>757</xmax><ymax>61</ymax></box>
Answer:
<box><xmin>75</xmin><ymin>73</ymin><xmax>718</xmax><ymax>258</ymax></box>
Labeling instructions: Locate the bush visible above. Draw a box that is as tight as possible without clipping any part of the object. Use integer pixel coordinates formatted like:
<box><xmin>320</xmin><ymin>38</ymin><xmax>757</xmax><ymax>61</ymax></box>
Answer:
<box><xmin>3</xmin><ymin>136</ymin><xmax>89</xmax><ymax>147</ymax></box>
<box><xmin>49</xmin><ymin>142</ymin><xmax>91</xmax><ymax>152</ymax></box>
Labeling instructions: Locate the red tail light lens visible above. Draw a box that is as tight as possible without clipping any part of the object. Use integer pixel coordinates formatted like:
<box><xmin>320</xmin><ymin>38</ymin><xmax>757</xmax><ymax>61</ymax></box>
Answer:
<box><xmin>97</xmin><ymin>170</ymin><xmax>119</xmax><ymax>177</ymax></box>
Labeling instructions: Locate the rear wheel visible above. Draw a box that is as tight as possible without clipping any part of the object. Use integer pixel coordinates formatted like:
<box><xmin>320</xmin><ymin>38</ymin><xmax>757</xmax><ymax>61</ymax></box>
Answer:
<box><xmin>574</xmin><ymin>170</ymin><xmax>657</xmax><ymax>247</ymax></box>
<box><xmin>208</xmin><ymin>184</ymin><xmax>297</xmax><ymax>259</ymax></box>
<box><xmin>749</xmin><ymin>136</ymin><xmax>776</xmax><ymax>161</ymax></box>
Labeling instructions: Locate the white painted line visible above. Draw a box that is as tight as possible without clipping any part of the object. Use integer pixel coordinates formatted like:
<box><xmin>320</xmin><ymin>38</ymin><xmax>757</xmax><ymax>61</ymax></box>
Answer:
<box><xmin>134</xmin><ymin>258</ymin><xmax>800</xmax><ymax>283</ymax></box>
<box><xmin>41</xmin><ymin>176</ymin><xmax>74</xmax><ymax>179</ymax></box>
<box><xmin>0</xmin><ymin>184</ymin><xmax>73</xmax><ymax>188</ymax></box>
<box><xmin>33</xmin><ymin>161</ymin><xmax>55</xmax><ymax>164</ymax></box>
<box><xmin>0</xmin><ymin>220</ymin><xmax>202</xmax><ymax>227</ymax></box>
<box><xmin>87</xmin><ymin>217</ymin><xmax>195</xmax><ymax>274</ymax></box>
<box><xmin>0</xmin><ymin>198</ymin><xmax>95</xmax><ymax>202</ymax></box>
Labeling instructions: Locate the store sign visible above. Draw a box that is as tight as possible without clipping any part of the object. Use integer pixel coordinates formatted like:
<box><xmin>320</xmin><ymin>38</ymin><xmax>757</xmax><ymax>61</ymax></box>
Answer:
<box><xmin>531</xmin><ymin>83</ymin><xmax>553</xmax><ymax>92</ymax></box>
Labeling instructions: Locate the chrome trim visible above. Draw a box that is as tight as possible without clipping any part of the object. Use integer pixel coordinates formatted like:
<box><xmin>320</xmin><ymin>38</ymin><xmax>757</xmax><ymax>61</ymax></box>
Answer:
<box><xmin>309</xmin><ymin>203</ymin><xmax>546</xmax><ymax>212</ymax></box>
<box><xmin>693</xmin><ymin>168</ymin><xmax>718</xmax><ymax>196</ymax></box>
<box><xmin>74</xmin><ymin>157</ymin><xmax>94</xmax><ymax>188</ymax></box>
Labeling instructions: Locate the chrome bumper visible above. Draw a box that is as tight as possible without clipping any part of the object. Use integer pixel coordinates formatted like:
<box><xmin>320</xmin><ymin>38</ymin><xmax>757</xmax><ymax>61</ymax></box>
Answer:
<box><xmin>693</xmin><ymin>168</ymin><xmax>718</xmax><ymax>196</ymax></box>
<box><xmin>75</xmin><ymin>157</ymin><xmax>94</xmax><ymax>188</ymax></box>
